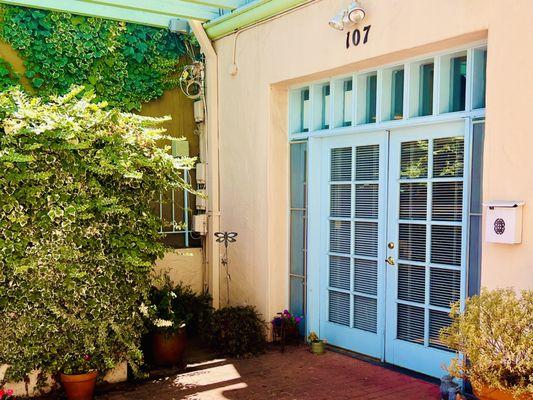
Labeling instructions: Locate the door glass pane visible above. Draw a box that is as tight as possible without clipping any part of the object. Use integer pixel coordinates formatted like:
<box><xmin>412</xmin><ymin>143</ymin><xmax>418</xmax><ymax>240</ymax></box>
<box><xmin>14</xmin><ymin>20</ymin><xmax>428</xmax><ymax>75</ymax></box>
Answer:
<box><xmin>433</xmin><ymin>137</ymin><xmax>464</xmax><ymax>177</ymax></box>
<box><xmin>354</xmin><ymin>221</ymin><xmax>378</xmax><ymax>257</ymax></box>
<box><xmin>290</xmin><ymin>210</ymin><xmax>306</xmax><ymax>275</ymax></box>
<box><xmin>330</xmin><ymin>221</ymin><xmax>350</xmax><ymax>254</ymax></box>
<box><xmin>366</xmin><ymin>74</ymin><xmax>377</xmax><ymax>123</ymax></box>
<box><xmin>354</xmin><ymin>296</ymin><xmax>377</xmax><ymax>333</ymax></box>
<box><xmin>290</xmin><ymin>276</ymin><xmax>306</xmax><ymax>335</ymax></box>
<box><xmin>429</xmin><ymin>267</ymin><xmax>461</xmax><ymax>308</ymax></box>
<box><xmin>290</xmin><ymin>143</ymin><xmax>307</xmax><ymax>208</ymax></box>
<box><xmin>391</xmin><ymin>69</ymin><xmax>404</xmax><ymax>120</ymax></box>
<box><xmin>400</xmin><ymin>183</ymin><xmax>427</xmax><ymax>220</ymax></box>
<box><xmin>450</xmin><ymin>56</ymin><xmax>467</xmax><ymax>112</ymax></box>
<box><xmin>289</xmin><ymin>142</ymin><xmax>307</xmax><ymax>334</ymax></box>
<box><xmin>429</xmin><ymin>310</ymin><xmax>453</xmax><ymax>350</ymax></box>
<box><xmin>354</xmin><ymin>259</ymin><xmax>377</xmax><ymax>295</ymax></box>
<box><xmin>355</xmin><ymin>144</ymin><xmax>380</xmax><ymax>180</ymax></box>
<box><xmin>355</xmin><ymin>184</ymin><xmax>378</xmax><ymax>218</ymax></box>
<box><xmin>331</xmin><ymin>184</ymin><xmax>351</xmax><ymax>217</ymax></box>
<box><xmin>329</xmin><ymin>291</ymin><xmax>350</xmax><ymax>326</ymax></box>
<box><xmin>398</xmin><ymin>223</ymin><xmax>426</xmax><ymax>262</ymax></box>
<box><xmin>397</xmin><ymin>303</ymin><xmax>425</xmax><ymax>345</ymax></box>
<box><xmin>431</xmin><ymin>225</ymin><xmax>462</xmax><ymax>266</ymax></box>
<box><xmin>432</xmin><ymin>182</ymin><xmax>463</xmax><ymax>221</ymax></box>
<box><xmin>330</xmin><ymin>256</ymin><xmax>350</xmax><ymax>290</ymax></box>
<box><xmin>419</xmin><ymin>63</ymin><xmax>434</xmax><ymax>116</ymax></box>
<box><xmin>398</xmin><ymin>264</ymin><xmax>426</xmax><ymax>304</ymax></box>
<box><xmin>331</xmin><ymin>147</ymin><xmax>352</xmax><ymax>181</ymax></box>
<box><xmin>400</xmin><ymin>140</ymin><xmax>428</xmax><ymax>179</ymax></box>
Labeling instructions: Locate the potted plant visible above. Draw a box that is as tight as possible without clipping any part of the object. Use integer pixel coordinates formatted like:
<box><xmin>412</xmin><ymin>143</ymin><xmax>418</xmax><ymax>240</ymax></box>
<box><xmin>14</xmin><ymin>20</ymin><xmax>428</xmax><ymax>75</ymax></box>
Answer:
<box><xmin>271</xmin><ymin>310</ymin><xmax>302</xmax><ymax>338</ymax></box>
<box><xmin>147</xmin><ymin>278</ymin><xmax>190</xmax><ymax>367</ymax></box>
<box><xmin>308</xmin><ymin>332</ymin><xmax>325</xmax><ymax>355</ymax></box>
<box><xmin>59</xmin><ymin>354</ymin><xmax>98</xmax><ymax>400</ymax></box>
<box><xmin>441</xmin><ymin>288</ymin><xmax>532</xmax><ymax>400</ymax></box>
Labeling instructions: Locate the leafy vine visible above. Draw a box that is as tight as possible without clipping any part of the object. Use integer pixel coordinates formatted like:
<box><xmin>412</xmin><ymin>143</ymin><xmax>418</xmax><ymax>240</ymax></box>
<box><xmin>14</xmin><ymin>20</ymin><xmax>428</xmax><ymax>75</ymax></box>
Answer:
<box><xmin>0</xmin><ymin>5</ymin><xmax>195</xmax><ymax>110</ymax></box>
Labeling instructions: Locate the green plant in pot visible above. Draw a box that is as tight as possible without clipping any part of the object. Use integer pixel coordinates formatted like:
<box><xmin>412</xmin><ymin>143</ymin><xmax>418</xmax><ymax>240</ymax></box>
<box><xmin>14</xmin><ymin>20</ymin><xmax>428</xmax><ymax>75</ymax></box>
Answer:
<box><xmin>440</xmin><ymin>288</ymin><xmax>533</xmax><ymax>400</ymax></box>
<box><xmin>59</xmin><ymin>355</ymin><xmax>98</xmax><ymax>400</ymax></box>
<box><xmin>308</xmin><ymin>332</ymin><xmax>325</xmax><ymax>355</ymax></box>
<box><xmin>147</xmin><ymin>277</ymin><xmax>191</xmax><ymax>367</ymax></box>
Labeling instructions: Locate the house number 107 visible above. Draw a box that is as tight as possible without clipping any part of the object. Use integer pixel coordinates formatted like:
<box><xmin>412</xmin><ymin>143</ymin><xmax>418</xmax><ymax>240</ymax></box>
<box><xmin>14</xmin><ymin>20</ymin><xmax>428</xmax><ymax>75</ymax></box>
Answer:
<box><xmin>346</xmin><ymin>25</ymin><xmax>371</xmax><ymax>49</ymax></box>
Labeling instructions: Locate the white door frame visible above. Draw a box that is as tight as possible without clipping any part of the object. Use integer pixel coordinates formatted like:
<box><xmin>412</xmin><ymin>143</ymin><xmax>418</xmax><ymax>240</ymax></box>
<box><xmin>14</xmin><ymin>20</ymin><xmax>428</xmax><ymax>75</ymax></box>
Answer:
<box><xmin>306</xmin><ymin>118</ymin><xmax>471</xmax><ymax>377</ymax></box>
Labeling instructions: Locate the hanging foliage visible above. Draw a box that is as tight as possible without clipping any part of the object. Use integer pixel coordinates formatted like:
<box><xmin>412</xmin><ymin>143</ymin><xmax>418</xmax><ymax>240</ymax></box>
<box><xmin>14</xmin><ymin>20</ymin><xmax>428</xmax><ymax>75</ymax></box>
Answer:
<box><xmin>0</xmin><ymin>87</ymin><xmax>195</xmax><ymax>383</ymax></box>
<box><xmin>0</xmin><ymin>5</ymin><xmax>195</xmax><ymax>110</ymax></box>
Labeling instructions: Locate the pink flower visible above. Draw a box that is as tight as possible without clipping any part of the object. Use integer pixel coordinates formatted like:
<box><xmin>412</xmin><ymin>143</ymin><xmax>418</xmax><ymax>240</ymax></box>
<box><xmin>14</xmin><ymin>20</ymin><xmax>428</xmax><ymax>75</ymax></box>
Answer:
<box><xmin>83</xmin><ymin>354</ymin><xmax>91</xmax><ymax>361</ymax></box>
<box><xmin>6</xmin><ymin>389</ymin><xmax>13</xmax><ymax>396</ymax></box>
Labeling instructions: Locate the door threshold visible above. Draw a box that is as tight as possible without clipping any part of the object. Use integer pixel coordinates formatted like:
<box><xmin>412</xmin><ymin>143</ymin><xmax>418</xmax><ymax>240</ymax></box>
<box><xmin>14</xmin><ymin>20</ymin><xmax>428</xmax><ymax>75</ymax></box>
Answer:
<box><xmin>325</xmin><ymin>344</ymin><xmax>441</xmax><ymax>386</ymax></box>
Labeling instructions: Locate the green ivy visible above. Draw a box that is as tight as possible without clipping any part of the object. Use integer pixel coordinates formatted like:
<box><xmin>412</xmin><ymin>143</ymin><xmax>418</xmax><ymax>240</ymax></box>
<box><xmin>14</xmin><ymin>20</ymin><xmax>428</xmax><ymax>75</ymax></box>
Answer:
<box><xmin>0</xmin><ymin>87</ymin><xmax>195</xmax><ymax>383</ymax></box>
<box><xmin>0</xmin><ymin>59</ymin><xmax>19</xmax><ymax>91</ymax></box>
<box><xmin>0</xmin><ymin>5</ymin><xmax>194</xmax><ymax>111</ymax></box>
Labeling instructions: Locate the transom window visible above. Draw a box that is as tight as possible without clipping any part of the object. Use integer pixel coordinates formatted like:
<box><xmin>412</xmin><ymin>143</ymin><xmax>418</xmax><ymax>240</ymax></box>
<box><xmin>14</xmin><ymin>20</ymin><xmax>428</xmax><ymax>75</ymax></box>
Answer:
<box><xmin>289</xmin><ymin>44</ymin><xmax>487</xmax><ymax>137</ymax></box>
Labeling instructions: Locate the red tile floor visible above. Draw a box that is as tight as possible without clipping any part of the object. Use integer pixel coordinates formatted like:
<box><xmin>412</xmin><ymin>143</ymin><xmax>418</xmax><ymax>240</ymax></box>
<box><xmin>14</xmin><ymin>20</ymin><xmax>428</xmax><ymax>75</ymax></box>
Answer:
<box><xmin>98</xmin><ymin>345</ymin><xmax>441</xmax><ymax>400</ymax></box>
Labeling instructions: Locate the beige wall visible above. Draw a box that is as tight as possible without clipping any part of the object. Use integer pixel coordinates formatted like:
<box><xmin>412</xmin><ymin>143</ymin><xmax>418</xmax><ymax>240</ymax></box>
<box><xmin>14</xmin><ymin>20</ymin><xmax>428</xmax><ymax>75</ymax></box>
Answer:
<box><xmin>213</xmin><ymin>0</ymin><xmax>533</xmax><ymax>321</ymax></box>
<box><xmin>155</xmin><ymin>248</ymin><xmax>205</xmax><ymax>293</ymax></box>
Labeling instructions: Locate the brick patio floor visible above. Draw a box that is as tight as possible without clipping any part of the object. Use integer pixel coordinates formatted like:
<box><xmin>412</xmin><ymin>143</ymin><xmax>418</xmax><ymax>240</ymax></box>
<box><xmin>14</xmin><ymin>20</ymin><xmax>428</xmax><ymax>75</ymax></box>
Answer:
<box><xmin>98</xmin><ymin>345</ymin><xmax>441</xmax><ymax>400</ymax></box>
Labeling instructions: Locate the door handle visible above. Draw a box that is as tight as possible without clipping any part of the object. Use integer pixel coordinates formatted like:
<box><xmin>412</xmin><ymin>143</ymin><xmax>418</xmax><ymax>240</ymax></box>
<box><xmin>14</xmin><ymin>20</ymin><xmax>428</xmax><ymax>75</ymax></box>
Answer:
<box><xmin>385</xmin><ymin>256</ymin><xmax>395</xmax><ymax>266</ymax></box>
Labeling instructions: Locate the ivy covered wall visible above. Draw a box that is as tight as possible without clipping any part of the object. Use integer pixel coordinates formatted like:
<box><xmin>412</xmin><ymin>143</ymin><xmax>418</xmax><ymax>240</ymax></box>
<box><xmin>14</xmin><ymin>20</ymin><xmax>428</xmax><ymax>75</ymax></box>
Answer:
<box><xmin>0</xmin><ymin>5</ymin><xmax>196</xmax><ymax>111</ymax></box>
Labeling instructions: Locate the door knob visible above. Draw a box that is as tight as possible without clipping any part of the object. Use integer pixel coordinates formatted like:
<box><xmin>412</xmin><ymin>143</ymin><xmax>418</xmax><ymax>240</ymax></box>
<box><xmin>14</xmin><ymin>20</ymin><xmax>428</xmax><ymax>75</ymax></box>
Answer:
<box><xmin>385</xmin><ymin>256</ymin><xmax>395</xmax><ymax>266</ymax></box>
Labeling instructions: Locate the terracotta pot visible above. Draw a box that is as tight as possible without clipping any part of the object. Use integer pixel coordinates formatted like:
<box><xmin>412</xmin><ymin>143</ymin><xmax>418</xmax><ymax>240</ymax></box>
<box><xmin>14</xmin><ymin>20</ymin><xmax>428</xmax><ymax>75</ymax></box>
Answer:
<box><xmin>60</xmin><ymin>371</ymin><xmax>97</xmax><ymax>400</ymax></box>
<box><xmin>152</xmin><ymin>327</ymin><xmax>187</xmax><ymax>367</ymax></box>
<box><xmin>473</xmin><ymin>385</ymin><xmax>529</xmax><ymax>400</ymax></box>
<box><xmin>310</xmin><ymin>340</ymin><xmax>325</xmax><ymax>355</ymax></box>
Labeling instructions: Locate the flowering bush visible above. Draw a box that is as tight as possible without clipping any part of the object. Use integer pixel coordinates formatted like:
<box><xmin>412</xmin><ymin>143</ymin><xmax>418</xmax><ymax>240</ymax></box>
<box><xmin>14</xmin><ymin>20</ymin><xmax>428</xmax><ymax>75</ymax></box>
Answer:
<box><xmin>0</xmin><ymin>87</ymin><xmax>194</xmax><ymax>382</ymax></box>
<box><xmin>0</xmin><ymin>388</ymin><xmax>14</xmax><ymax>399</ymax></box>
<box><xmin>441</xmin><ymin>288</ymin><xmax>533</xmax><ymax>398</ymax></box>
<box><xmin>271</xmin><ymin>310</ymin><xmax>302</xmax><ymax>329</ymax></box>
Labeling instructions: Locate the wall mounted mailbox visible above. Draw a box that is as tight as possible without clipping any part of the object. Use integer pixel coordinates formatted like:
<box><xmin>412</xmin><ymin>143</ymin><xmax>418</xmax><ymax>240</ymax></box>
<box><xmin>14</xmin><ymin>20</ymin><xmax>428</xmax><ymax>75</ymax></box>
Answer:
<box><xmin>484</xmin><ymin>201</ymin><xmax>525</xmax><ymax>244</ymax></box>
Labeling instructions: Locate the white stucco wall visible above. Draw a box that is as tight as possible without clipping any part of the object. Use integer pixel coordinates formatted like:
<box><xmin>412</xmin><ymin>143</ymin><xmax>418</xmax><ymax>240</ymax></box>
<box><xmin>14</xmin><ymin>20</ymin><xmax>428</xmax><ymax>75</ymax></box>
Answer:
<box><xmin>212</xmin><ymin>0</ymin><xmax>533</xmax><ymax>323</ymax></box>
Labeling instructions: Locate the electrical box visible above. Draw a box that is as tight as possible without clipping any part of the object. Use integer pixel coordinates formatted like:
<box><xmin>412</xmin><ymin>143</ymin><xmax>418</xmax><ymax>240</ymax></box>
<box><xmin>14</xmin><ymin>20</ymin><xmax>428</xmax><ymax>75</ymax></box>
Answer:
<box><xmin>195</xmin><ymin>189</ymin><xmax>207</xmax><ymax>210</ymax></box>
<box><xmin>192</xmin><ymin>214</ymin><xmax>207</xmax><ymax>235</ymax></box>
<box><xmin>484</xmin><ymin>201</ymin><xmax>525</xmax><ymax>244</ymax></box>
<box><xmin>171</xmin><ymin>139</ymin><xmax>189</xmax><ymax>158</ymax></box>
<box><xmin>194</xmin><ymin>100</ymin><xmax>204</xmax><ymax>123</ymax></box>
<box><xmin>196</xmin><ymin>162</ymin><xmax>206</xmax><ymax>184</ymax></box>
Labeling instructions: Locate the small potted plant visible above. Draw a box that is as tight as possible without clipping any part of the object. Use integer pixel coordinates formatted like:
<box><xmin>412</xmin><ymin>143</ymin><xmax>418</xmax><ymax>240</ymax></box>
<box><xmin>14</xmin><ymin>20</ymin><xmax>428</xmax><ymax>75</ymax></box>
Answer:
<box><xmin>0</xmin><ymin>388</ymin><xmax>14</xmax><ymax>399</ymax></box>
<box><xmin>441</xmin><ymin>288</ymin><xmax>532</xmax><ymax>400</ymax></box>
<box><xmin>308</xmin><ymin>331</ymin><xmax>325</xmax><ymax>355</ymax></box>
<box><xmin>59</xmin><ymin>354</ymin><xmax>98</xmax><ymax>400</ymax></box>
<box><xmin>271</xmin><ymin>310</ymin><xmax>302</xmax><ymax>338</ymax></box>
<box><xmin>147</xmin><ymin>278</ymin><xmax>190</xmax><ymax>367</ymax></box>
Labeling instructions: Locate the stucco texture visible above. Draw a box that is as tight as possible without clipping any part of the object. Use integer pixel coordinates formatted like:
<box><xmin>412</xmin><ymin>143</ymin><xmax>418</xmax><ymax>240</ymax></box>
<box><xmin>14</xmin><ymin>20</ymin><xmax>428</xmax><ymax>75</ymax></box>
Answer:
<box><xmin>212</xmin><ymin>0</ymin><xmax>533</xmax><ymax>323</ymax></box>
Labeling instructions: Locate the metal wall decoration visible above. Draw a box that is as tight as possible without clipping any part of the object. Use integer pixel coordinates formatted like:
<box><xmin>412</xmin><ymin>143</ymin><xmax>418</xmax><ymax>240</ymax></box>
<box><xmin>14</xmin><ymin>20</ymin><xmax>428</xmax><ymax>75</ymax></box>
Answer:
<box><xmin>214</xmin><ymin>231</ymin><xmax>238</xmax><ymax>305</ymax></box>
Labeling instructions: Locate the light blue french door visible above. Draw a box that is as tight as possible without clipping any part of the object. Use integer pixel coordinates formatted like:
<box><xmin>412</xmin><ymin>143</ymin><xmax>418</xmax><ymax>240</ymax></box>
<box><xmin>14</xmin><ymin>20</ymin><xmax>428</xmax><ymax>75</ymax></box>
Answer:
<box><xmin>315</xmin><ymin>121</ymin><xmax>468</xmax><ymax>377</ymax></box>
<box><xmin>384</xmin><ymin>121</ymin><xmax>468</xmax><ymax>377</ymax></box>
<box><xmin>319</xmin><ymin>132</ymin><xmax>388</xmax><ymax>359</ymax></box>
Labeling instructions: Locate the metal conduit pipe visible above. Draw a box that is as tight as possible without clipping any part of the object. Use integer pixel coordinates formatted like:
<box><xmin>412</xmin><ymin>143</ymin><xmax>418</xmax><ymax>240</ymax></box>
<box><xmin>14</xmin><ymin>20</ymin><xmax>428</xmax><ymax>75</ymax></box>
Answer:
<box><xmin>188</xmin><ymin>20</ymin><xmax>221</xmax><ymax>309</ymax></box>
